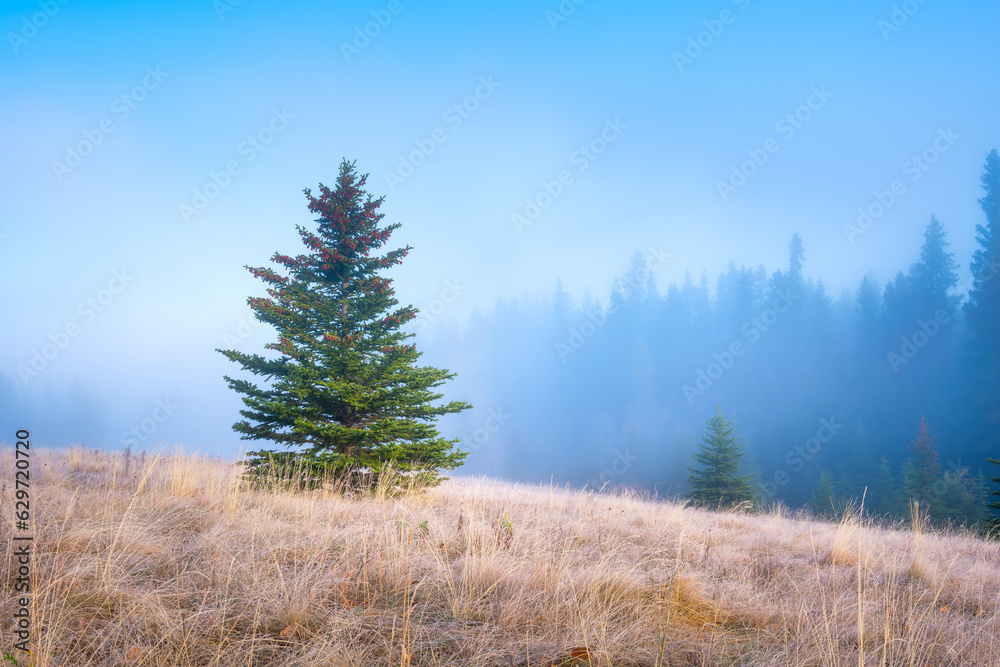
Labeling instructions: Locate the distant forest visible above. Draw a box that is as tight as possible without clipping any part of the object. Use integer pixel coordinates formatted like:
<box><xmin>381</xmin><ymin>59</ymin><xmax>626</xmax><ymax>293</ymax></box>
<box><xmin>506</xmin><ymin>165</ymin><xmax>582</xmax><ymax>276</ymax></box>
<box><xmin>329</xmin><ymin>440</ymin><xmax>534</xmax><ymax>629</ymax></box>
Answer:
<box><xmin>429</xmin><ymin>150</ymin><xmax>1000</xmax><ymax>526</ymax></box>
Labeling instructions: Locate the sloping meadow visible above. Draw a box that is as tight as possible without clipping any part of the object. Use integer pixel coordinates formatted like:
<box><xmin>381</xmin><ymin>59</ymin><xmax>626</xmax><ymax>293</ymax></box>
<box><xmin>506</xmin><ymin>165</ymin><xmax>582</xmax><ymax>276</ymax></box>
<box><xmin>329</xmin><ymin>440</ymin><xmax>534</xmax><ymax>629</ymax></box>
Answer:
<box><xmin>1</xmin><ymin>447</ymin><xmax>998</xmax><ymax>666</ymax></box>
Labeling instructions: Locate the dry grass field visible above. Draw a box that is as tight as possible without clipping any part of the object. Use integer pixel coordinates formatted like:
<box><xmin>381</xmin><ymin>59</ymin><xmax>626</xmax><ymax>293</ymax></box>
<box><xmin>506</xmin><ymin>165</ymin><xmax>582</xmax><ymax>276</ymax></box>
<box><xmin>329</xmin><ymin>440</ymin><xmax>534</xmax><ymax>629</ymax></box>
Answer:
<box><xmin>1</xmin><ymin>446</ymin><xmax>998</xmax><ymax>666</ymax></box>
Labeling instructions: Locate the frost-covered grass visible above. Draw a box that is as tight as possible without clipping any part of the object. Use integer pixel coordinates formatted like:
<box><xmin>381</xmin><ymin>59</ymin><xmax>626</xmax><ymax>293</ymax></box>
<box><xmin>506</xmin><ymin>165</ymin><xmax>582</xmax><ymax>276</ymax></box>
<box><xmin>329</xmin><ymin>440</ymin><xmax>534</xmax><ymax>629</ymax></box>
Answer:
<box><xmin>2</xmin><ymin>446</ymin><xmax>998</xmax><ymax>666</ymax></box>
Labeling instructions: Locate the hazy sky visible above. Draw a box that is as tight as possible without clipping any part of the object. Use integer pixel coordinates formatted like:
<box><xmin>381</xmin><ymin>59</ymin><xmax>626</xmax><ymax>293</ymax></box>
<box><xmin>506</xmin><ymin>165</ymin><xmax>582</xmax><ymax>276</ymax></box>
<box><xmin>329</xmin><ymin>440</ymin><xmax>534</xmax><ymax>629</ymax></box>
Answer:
<box><xmin>3</xmin><ymin>0</ymin><xmax>999</xmax><ymax>455</ymax></box>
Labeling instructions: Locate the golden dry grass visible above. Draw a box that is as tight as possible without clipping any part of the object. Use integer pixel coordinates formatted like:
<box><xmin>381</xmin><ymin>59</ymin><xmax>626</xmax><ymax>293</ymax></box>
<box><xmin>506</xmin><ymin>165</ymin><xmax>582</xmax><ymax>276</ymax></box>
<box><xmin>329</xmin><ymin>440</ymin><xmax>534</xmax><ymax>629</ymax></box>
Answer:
<box><xmin>1</xmin><ymin>447</ymin><xmax>999</xmax><ymax>666</ymax></box>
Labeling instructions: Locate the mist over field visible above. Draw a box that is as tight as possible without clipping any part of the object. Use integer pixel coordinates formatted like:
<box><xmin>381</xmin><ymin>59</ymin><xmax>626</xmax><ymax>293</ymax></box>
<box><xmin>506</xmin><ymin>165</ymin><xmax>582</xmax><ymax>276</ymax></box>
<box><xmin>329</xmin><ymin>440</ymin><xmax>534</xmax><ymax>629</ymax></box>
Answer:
<box><xmin>3</xmin><ymin>0</ymin><xmax>1000</xmax><ymax>519</ymax></box>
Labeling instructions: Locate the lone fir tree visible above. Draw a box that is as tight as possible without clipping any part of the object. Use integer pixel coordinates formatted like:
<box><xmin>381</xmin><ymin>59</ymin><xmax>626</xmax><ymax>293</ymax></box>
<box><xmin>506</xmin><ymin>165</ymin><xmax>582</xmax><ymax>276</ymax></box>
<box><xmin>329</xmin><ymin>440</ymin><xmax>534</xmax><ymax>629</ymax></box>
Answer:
<box><xmin>687</xmin><ymin>405</ymin><xmax>756</xmax><ymax>508</ymax></box>
<box><xmin>218</xmin><ymin>160</ymin><xmax>470</xmax><ymax>486</ymax></box>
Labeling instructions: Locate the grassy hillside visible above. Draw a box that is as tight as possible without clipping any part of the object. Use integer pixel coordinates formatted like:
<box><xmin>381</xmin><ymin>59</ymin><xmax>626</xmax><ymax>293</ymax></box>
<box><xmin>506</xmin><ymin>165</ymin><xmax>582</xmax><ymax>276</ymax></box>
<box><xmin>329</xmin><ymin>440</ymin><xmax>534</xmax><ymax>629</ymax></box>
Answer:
<box><xmin>2</xmin><ymin>447</ymin><xmax>998</xmax><ymax>666</ymax></box>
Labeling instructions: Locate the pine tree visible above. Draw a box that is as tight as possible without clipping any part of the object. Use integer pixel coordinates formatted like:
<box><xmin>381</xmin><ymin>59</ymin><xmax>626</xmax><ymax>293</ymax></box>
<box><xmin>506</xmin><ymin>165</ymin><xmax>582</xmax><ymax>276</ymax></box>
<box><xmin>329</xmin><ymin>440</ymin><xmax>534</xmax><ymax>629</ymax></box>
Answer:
<box><xmin>972</xmin><ymin>469</ymin><xmax>990</xmax><ymax>526</ymax></box>
<box><xmin>550</xmin><ymin>280</ymin><xmax>576</xmax><ymax>348</ymax></box>
<box><xmin>717</xmin><ymin>263</ymin><xmax>760</xmax><ymax>335</ymax></box>
<box><xmin>805</xmin><ymin>280</ymin><xmax>836</xmax><ymax>352</ymax></box>
<box><xmin>988</xmin><ymin>456</ymin><xmax>1000</xmax><ymax>533</ymax></box>
<box><xmin>551</xmin><ymin>280</ymin><xmax>574</xmax><ymax>327</ymax></box>
<box><xmin>692</xmin><ymin>272</ymin><xmax>713</xmax><ymax>338</ymax></box>
<box><xmin>966</xmin><ymin>150</ymin><xmax>1000</xmax><ymax>340</ymax></box>
<box><xmin>965</xmin><ymin>150</ymin><xmax>1000</xmax><ymax>423</ymax></box>
<box><xmin>902</xmin><ymin>417</ymin><xmax>941</xmax><ymax>517</ymax></box>
<box><xmin>935</xmin><ymin>466</ymin><xmax>984</xmax><ymax>525</ymax></box>
<box><xmin>811</xmin><ymin>470</ymin><xmax>837</xmax><ymax>518</ymax></box>
<box><xmin>910</xmin><ymin>215</ymin><xmax>958</xmax><ymax>318</ymax></box>
<box><xmin>882</xmin><ymin>271</ymin><xmax>917</xmax><ymax>343</ymax></box>
<box><xmin>872</xmin><ymin>456</ymin><xmax>900</xmax><ymax>516</ymax></box>
<box><xmin>767</xmin><ymin>235</ymin><xmax>806</xmax><ymax>325</ymax></box>
<box><xmin>218</xmin><ymin>160</ymin><xmax>471</xmax><ymax>487</ymax></box>
<box><xmin>687</xmin><ymin>405</ymin><xmax>756</xmax><ymax>508</ymax></box>
<box><xmin>855</xmin><ymin>274</ymin><xmax>881</xmax><ymax>361</ymax></box>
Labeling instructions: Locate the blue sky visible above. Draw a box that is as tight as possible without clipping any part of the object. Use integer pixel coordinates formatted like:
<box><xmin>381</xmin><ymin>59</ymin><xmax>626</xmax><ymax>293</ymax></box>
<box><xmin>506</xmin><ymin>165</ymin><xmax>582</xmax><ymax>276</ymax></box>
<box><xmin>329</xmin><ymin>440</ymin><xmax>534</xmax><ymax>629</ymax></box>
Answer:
<box><xmin>2</xmin><ymin>0</ymin><xmax>999</xmax><ymax>454</ymax></box>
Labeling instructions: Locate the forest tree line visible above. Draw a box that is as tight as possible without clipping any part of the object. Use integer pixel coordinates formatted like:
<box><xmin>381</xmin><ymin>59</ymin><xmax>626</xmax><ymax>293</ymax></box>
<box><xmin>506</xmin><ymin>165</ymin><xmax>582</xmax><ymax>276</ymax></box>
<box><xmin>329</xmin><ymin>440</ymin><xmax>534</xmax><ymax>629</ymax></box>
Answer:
<box><xmin>428</xmin><ymin>150</ymin><xmax>1000</xmax><ymax>526</ymax></box>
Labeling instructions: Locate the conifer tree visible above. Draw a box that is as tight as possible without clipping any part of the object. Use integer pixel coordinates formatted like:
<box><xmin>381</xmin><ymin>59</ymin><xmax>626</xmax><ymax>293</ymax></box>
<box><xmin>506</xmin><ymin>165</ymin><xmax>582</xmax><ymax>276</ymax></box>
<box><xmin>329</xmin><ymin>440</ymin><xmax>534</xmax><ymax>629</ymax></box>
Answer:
<box><xmin>935</xmin><ymin>466</ymin><xmax>984</xmax><ymax>525</ymax></box>
<box><xmin>855</xmin><ymin>274</ymin><xmax>881</xmax><ymax>361</ymax></box>
<box><xmin>910</xmin><ymin>215</ymin><xmax>958</xmax><ymax>318</ymax></box>
<box><xmin>805</xmin><ymin>281</ymin><xmax>836</xmax><ymax>353</ymax></box>
<box><xmin>551</xmin><ymin>280</ymin><xmax>575</xmax><ymax>334</ymax></box>
<box><xmin>687</xmin><ymin>405</ymin><xmax>756</xmax><ymax>508</ymax></box>
<box><xmin>965</xmin><ymin>150</ymin><xmax>1000</xmax><ymax>422</ymax></box>
<box><xmin>874</xmin><ymin>456</ymin><xmax>900</xmax><ymax>516</ymax></box>
<box><xmin>810</xmin><ymin>470</ymin><xmax>838</xmax><ymax>518</ymax></box>
<box><xmin>966</xmin><ymin>150</ymin><xmax>1000</xmax><ymax>339</ymax></box>
<box><xmin>988</xmin><ymin>456</ymin><xmax>1000</xmax><ymax>533</ymax></box>
<box><xmin>902</xmin><ymin>417</ymin><xmax>941</xmax><ymax>517</ymax></box>
<box><xmin>882</xmin><ymin>271</ymin><xmax>917</xmax><ymax>344</ymax></box>
<box><xmin>218</xmin><ymin>160</ymin><xmax>471</xmax><ymax>486</ymax></box>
